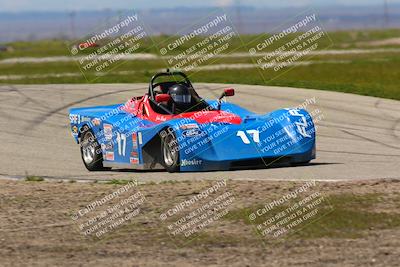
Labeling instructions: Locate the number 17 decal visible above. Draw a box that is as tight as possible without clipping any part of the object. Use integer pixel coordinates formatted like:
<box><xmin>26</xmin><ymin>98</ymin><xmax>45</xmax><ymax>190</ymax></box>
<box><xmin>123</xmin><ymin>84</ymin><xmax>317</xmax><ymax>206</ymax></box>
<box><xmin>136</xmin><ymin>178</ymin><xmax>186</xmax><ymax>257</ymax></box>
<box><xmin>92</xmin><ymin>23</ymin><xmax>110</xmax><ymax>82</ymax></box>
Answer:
<box><xmin>237</xmin><ymin>130</ymin><xmax>260</xmax><ymax>144</ymax></box>
<box><xmin>116</xmin><ymin>132</ymin><xmax>127</xmax><ymax>156</ymax></box>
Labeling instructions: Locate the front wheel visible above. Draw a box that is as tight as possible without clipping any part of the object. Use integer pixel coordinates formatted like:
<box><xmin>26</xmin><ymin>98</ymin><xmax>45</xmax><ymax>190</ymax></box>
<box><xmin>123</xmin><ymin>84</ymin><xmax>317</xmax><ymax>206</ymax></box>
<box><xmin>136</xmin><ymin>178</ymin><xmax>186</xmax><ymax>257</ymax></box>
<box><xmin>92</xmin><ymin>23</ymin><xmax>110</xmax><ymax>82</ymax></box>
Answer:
<box><xmin>80</xmin><ymin>128</ymin><xmax>109</xmax><ymax>171</ymax></box>
<box><xmin>161</xmin><ymin>130</ymin><xmax>180</xmax><ymax>173</ymax></box>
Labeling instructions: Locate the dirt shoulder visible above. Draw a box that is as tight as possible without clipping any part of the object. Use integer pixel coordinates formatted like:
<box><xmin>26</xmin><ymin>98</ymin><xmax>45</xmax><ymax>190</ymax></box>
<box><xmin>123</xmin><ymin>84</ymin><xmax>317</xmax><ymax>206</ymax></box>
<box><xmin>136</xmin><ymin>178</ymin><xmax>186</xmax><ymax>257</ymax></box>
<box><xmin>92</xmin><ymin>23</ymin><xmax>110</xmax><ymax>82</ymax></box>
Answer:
<box><xmin>0</xmin><ymin>178</ymin><xmax>399</xmax><ymax>267</ymax></box>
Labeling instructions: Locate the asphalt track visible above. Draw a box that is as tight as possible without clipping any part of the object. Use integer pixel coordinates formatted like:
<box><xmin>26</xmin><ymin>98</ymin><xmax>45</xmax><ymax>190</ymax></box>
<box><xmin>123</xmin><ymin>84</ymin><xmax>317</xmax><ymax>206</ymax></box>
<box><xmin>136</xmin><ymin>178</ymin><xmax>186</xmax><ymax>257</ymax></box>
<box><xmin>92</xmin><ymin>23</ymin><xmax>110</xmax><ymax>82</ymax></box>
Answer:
<box><xmin>0</xmin><ymin>83</ymin><xmax>399</xmax><ymax>182</ymax></box>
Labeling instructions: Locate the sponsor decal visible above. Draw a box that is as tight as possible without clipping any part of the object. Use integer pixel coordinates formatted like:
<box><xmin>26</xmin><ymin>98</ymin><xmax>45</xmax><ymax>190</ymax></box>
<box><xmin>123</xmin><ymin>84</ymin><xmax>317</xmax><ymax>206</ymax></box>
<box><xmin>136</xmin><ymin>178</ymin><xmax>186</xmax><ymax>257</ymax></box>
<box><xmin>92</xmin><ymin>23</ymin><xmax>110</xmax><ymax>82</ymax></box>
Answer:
<box><xmin>180</xmin><ymin>159</ymin><xmax>203</xmax><ymax>167</ymax></box>
<box><xmin>101</xmin><ymin>142</ymin><xmax>114</xmax><ymax>151</ymax></box>
<box><xmin>138</xmin><ymin>132</ymin><xmax>143</xmax><ymax>145</ymax></box>
<box><xmin>71</xmin><ymin>125</ymin><xmax>78</xmax><ymax>135</ymax></box>
<box><xmin>105</xmin><ymin>151</ymin><xmax>114</xmax><ymax>161</ymax></box>
<box><xmin>288</xmin><ymin>109</ymin><xmax>311</xmax><ymax>138</ymax></box>
<box><xmin>81</xmin><ymin>116</ymin><xmax>91</xmax><ymax>122</ymax></box>
<box><xmin>103</xmin><ymin>124</ymin><xmax>113</xmax><ymax>141</ymax></box>
<box><xmin>156</xmin><ymin>115</ymin><xmax>167</xmax><ymax>122</ymax></box>
<box><xmin>132</xmin><ymin>132</ymin><xmax>138</xmax><ymax>149</ymax></box>
<box><xmin>130</xmin><ymin>157</ymin><xmax>139</xmax><ymax>164</ymax></box>
<box><xmin>92</xmin><ymin>118</ymin><xmax>101</xmax><ymax>126</ymax></box>
<box><xmin>182</xmin><ymin>129</ymin><xmax>202</xmax><ymax>137</ymax></box>
<box><xmin>69</xmin><ymin>114</ymin><xmax>80</xmax><ymax>124</ymax></box>
<box><xmin>180</xmin><ymin>123</ymin><xmax>199</xmax><ymax>130</ymax></box>
<box><xmin>131</xmin><ymin>151</ymin><xmax>138</xmax><ymax>157</ymax></box>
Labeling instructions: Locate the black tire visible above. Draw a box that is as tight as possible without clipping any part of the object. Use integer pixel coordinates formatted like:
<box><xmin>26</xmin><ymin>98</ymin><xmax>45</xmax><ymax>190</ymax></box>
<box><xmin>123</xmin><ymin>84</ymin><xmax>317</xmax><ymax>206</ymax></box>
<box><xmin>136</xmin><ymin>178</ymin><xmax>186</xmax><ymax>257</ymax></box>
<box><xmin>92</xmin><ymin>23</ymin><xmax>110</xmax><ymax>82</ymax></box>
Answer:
<box><xmin>80</xmin><ymin>127</ymin><xmax>109</xmax><ymax>171</ymax></box>
<box><xmin>161</xmin><ymin>130</ymin><xmax>180</xmax><ymax>173</ymax></box>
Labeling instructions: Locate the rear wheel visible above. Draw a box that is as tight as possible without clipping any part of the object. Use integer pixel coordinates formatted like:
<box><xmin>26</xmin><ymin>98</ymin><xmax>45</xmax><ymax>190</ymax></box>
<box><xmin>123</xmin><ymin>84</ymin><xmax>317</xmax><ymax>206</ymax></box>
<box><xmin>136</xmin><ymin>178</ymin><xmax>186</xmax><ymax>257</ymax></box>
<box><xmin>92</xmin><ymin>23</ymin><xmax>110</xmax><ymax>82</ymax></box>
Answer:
<box><xmin>80</xmin><ymin>127</ymin><xmax>109</xmax><ymax>171</ymax></box>
<box><xmin>161</xmin><ymin>130</ymin><xmax>180</xmax><ymax>172</ymax></box>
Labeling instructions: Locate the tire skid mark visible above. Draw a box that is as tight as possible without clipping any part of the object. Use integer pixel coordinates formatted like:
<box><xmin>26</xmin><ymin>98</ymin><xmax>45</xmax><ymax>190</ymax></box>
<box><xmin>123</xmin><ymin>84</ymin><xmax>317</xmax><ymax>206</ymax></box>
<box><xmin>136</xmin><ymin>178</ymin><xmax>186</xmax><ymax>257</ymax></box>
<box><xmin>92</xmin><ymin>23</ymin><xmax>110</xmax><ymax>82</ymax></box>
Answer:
<box><xmin>0</xmin><ymin>86</ymin><xmax>66</xmax><ymax>116</ymax></box>
<box><xmin>0</xmin><ymin>109</ymin><xmax>34</xmax><ymax>124</ymax></box>
<box><xmin>319</xmin><ymin>149</ymin><xmax>400</xmax><ymax>157</ymax></box>
<box><xmin>374</xmin><ymin>99</ymin><xmax>400</xmax><ymax>141</ymax></box>
<box><xmin>0</xmin><ymin>129</ymin><xmax>48</xmax><ymax>139</ymax></box>
<box><xmin>319</xmin><ymin>120</ymin><xmax>393</xmax><ymax>132</ymax></box>
<box><xmin>0</xmin><ymin>104</ymin><xmax>67</xmax><ymax>125</ymax></box>
<box><xmin>319</xmin><ymin>122</ymin><xmax>398</xmax><ymax>138</ymax></box>
<box><xmin>0</xmin><ymin>102</ymin><xmax>48</xmax><ymax>124</ymax></box>
<box><xmin>341</xmin><ymin>129</ymin><xmax>400</xmax><ymax>150</ymax></box>
<box><xmin>0</xmin><ymin>88</ymin><xmax>17</xmax><ymax>93</ymax></box>
<box><xmin>318</xmin><ymin>133</ymin><xmax>362</xmax><ymax>142</ymax></box>
<box><xmin>374</xmin><ymin>99</ymin><xmax>400</xmax><ymax>114</ymax></box>
<box><xmin>392</xmin><ymin>118</ymin><xmax>400</xmax><ymax>139</ymax></box>
<box><xmin>25</xmin><ymin>87</ymin><xmax>146</xmax><ymax>132</ymax></box>
<box><xmin>7</xmin><ymin>85</ymin><xmax>51</xmax><ymax>112</ymax></box>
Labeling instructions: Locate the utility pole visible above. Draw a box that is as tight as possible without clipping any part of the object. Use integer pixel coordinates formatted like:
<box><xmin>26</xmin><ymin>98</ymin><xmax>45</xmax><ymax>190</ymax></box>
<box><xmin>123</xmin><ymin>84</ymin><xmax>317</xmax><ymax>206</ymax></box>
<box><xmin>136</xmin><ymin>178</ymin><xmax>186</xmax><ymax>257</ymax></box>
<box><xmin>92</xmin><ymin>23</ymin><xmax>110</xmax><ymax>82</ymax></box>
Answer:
<box><xmin>69</xmin><ymin>11</ymin><xmax>76</xmax><ymax>39</ymax></box>
<box><xmin>235</xmin><ymin>0</ymin><xmax>242</xmax><ymax>34</ymax></box>
<box><xmin>384</xmin><ymin>0</ymin><xmax>389</xmax><ymax>28</ymax></box>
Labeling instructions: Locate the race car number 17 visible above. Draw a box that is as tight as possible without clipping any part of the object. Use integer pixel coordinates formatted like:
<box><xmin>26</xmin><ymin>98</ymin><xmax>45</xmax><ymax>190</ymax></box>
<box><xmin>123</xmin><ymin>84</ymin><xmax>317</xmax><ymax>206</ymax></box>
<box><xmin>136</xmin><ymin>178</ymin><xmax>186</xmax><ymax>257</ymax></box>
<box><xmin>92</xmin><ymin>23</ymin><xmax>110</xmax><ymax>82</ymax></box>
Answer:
<box><xmin>237</xmin><ymin>130</ymin><xmax>260</xmax><ymax>144</ymax></box>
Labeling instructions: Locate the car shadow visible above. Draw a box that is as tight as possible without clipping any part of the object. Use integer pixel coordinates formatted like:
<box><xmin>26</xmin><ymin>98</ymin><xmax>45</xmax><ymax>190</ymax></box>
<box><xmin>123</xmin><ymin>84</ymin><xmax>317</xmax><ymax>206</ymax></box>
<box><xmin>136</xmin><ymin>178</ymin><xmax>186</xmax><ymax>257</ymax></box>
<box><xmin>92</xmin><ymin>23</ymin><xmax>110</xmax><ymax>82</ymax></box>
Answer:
<box><xmin>107</xmin><ymin>162</ymin><xmax>342</xmax><ymax>173</ymax></box>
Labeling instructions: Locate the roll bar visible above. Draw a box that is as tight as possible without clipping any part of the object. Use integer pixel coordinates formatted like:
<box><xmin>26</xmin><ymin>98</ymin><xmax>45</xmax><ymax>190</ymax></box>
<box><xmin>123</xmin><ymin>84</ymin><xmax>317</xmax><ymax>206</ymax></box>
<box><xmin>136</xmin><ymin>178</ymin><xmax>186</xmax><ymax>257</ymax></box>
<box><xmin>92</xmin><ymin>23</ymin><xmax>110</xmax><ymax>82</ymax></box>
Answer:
<box><xmin>148</xmin><ymin>70</ymin><xmax>193</xmax><ymax>100</ymax></box>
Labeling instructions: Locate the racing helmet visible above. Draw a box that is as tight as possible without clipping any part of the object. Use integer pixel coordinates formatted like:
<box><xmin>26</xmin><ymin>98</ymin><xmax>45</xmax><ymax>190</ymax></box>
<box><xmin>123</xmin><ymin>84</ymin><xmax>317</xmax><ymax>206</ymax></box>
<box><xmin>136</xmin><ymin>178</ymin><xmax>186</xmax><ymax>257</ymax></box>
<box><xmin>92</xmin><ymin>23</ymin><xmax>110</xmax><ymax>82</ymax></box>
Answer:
<box><xmin>168</xmin><ymin>83</ymin><xmax>192</xmax><ymax>106</ymax></box>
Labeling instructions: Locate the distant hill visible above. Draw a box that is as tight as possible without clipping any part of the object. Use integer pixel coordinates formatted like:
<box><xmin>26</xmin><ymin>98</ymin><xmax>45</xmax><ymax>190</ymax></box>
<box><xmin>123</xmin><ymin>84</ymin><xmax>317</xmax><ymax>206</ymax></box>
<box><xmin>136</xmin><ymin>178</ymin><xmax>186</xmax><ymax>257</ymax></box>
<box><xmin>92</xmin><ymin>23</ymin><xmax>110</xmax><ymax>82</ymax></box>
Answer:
<box><xmin>1</xmin><ymin>5</ymin><xmax>399</xmax><ymax>42</ymax></box>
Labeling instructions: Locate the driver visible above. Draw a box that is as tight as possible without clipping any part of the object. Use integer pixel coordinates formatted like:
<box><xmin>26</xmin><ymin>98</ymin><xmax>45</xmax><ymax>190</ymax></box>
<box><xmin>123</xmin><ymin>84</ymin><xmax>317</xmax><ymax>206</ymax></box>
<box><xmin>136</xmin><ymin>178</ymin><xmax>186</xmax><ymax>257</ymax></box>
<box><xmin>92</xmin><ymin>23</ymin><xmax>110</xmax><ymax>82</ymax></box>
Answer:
<box><xmin>168</xmin><ymin>83</ymin><xmax>192</xmax><ymax>113</ymax></box>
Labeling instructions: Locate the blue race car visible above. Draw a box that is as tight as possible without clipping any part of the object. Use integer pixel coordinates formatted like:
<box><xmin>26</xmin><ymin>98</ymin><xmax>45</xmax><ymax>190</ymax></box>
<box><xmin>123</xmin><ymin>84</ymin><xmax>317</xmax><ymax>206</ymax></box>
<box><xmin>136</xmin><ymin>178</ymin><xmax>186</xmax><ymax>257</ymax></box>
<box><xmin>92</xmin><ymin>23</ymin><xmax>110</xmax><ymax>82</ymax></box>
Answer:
<box><xmin>69</xmin><ymin>71</ymin><xmax>316</xmax><ymax>172</ymax></box>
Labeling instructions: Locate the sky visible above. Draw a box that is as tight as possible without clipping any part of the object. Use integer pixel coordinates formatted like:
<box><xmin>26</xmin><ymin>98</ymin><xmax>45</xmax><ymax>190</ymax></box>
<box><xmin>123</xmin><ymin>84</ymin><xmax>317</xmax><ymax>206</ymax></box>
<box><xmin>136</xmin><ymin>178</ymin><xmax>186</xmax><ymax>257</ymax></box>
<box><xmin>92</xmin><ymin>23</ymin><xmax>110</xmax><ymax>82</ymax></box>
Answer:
<box><xmin>0</xmin><ymin>0</ymin><xmax>399</xmax><ymax>12</ymax></box>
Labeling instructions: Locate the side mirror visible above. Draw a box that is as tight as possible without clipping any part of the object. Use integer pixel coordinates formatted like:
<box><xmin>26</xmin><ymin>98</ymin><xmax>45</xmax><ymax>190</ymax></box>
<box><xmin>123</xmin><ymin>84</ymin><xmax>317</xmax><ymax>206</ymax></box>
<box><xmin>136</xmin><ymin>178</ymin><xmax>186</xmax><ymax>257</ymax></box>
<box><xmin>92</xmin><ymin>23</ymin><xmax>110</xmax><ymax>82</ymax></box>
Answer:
<box><xmin>155</xmin><ymin>94</ymin><xmax>171</xmax><ymax>103</ymax></box>
<box><xmin>217</xmin><ymin>88</ymin><xmax>235</xmax><ymax>110</ymax></box>
<box><xmin>224</xmin><ymin>88</ymin><xmax>235</xmax><ymax>97</ymax></box>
